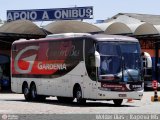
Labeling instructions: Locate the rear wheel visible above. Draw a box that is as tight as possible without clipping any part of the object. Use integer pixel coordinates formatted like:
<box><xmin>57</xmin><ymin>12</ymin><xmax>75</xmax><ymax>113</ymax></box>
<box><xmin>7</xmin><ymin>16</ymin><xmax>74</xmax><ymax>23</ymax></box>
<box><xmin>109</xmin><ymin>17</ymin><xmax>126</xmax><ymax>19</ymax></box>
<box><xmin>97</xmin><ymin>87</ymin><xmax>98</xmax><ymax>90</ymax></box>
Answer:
<box><xmin>75</xmin><ymin>87</ymin><xmax>86</xmax><ymax>104</ymax></box>
<box><xmin>30</xmin><ymin>84</ymin><xmax>38</xmax><ymax>101</ymax></box>
<box><xmin>23</xmin><ymin>84</ymin><xmax>31</xmax><ymax>101</ymax></box>
<box><xmin>113</xmin><ymin>99</ymin><xmax>123</xmax><ymax>106</ymax></box>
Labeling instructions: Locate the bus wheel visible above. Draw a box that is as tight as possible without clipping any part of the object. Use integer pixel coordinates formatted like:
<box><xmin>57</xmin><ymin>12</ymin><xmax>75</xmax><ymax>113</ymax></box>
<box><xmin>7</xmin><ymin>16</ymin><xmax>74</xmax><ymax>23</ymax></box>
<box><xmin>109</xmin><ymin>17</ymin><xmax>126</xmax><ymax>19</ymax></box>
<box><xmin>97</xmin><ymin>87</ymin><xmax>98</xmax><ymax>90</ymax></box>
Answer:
<box><xmin>113</xmin><ymin>99</ymin><xmax>123</xmax><ymax>106</ymax></box>
<box><xmin>23</xmin><ymin>84</ymin><xmax>31</xmax><ymax>101</ymax></box>
<box><xmin>75</xmin><ymin>87</ymin><xmax>86</xmax><ymax>104</ymax></box>
<box><xmin>30</xmin><ymin>84</ymin><xmax>38</xmax><ymax>101</ymax></box>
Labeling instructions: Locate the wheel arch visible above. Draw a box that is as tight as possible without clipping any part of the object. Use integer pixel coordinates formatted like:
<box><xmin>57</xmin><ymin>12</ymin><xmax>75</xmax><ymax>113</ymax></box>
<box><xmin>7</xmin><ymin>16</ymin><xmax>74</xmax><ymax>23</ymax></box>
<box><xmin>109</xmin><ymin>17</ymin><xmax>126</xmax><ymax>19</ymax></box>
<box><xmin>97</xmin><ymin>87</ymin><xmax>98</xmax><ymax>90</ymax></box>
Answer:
<box><xmin>73</xmin><ymin>83</ymin><xmax>82</xmax><ymax>97</ymax></box>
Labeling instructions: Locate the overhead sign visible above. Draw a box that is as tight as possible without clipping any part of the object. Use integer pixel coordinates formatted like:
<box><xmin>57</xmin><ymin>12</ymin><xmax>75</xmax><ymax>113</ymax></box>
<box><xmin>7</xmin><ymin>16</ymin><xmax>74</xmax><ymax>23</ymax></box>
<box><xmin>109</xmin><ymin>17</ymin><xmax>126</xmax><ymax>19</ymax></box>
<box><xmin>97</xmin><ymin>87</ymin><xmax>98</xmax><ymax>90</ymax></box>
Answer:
<box><xmin>7</xmin><ymin>6</ymin><xmax>93</xmax><ymax>22</ymax></box>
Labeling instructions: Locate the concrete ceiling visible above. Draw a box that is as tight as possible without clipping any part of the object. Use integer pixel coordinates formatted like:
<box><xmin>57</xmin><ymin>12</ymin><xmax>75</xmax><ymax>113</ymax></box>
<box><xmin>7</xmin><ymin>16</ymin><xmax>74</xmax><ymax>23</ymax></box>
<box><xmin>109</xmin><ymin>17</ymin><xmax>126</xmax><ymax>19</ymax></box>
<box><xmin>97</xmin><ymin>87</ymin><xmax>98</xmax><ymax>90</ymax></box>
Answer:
<box><xmin>0</xmin><ymin>20</ymin><xmax>45</xmax><ymax>35</ymax></box>
<box><xmin>43</xmin><ymin>20</ymin><xmax>102</xmax><ymax>34</ymax></box>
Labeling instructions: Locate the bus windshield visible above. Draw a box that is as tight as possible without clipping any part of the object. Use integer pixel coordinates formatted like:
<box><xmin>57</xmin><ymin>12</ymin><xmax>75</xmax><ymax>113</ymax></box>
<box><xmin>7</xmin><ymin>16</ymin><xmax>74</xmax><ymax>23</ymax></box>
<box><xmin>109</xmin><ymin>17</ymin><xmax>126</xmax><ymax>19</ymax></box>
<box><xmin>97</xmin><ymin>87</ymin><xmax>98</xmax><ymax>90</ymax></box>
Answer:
<box><xmin>97</xmin><ymin>42</ymin><xmax>142</xmax><ymax>82</ymax></box>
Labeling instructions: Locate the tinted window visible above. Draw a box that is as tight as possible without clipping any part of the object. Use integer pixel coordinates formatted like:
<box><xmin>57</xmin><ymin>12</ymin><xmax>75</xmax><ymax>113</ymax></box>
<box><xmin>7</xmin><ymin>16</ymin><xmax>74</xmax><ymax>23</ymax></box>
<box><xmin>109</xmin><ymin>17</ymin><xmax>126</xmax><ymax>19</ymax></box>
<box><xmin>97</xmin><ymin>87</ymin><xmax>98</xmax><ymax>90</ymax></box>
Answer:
<box><xmin>85</xmin><ymin>39</ymin><xmax>96</xmax><ymax>81</ymax></box>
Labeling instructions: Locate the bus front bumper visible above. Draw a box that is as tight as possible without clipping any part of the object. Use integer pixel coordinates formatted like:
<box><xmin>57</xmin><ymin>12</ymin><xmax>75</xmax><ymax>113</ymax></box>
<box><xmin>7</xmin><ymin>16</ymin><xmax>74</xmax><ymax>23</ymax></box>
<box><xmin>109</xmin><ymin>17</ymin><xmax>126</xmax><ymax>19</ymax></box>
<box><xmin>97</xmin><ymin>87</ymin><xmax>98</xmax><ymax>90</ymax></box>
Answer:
<box><xmin>96</xmin><ymin>90</ymin><xmax>143</xmax><ymax>100</ymax></box>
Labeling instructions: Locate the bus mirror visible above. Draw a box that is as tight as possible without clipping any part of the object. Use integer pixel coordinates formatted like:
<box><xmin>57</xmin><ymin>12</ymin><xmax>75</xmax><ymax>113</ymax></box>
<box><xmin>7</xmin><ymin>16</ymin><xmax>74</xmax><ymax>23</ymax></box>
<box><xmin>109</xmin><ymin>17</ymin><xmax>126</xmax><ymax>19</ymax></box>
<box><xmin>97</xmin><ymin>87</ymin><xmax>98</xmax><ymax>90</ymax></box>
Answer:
<box><xmin>95</xmin><ymin>51</ymin><xmax>100</xmax><ymax>67</ymax></box>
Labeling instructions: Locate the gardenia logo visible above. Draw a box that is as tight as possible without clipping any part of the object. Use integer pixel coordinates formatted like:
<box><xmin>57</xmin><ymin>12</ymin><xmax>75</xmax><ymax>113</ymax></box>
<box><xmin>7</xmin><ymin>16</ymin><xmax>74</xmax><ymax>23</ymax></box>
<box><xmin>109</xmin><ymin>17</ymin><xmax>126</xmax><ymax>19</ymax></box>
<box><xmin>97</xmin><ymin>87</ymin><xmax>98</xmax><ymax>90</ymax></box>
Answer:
<box><xmin>38</xmin><ymin>62</ymin><xmax>67</xmax><ymax>70</ymax></box>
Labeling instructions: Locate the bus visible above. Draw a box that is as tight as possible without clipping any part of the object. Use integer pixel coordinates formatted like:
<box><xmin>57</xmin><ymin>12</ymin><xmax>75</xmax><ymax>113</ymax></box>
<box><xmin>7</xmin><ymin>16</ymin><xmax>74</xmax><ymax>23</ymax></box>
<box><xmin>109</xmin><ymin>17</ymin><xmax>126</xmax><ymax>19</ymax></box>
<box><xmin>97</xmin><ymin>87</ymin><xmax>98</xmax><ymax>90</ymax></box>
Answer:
<box><xmin>11</xmin><ymin>33</ymin><xmax>144</xmax><ymax>105</ymax></box>
<box><xmin>141</xmin><ymin>52</ymin><xmax>153</xmax><ymax>89</ymax></box>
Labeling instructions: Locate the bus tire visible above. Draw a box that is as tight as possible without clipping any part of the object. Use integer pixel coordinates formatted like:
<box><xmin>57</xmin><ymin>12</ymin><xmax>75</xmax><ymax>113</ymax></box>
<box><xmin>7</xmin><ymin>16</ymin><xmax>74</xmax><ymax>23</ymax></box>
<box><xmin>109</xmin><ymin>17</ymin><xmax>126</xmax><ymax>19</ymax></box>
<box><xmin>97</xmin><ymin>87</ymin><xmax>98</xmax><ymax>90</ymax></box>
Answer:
<box><xmin>113</xmin><ymin>99</ymin><xmax>123</xmax><ymax>106</ymax></box>
<box><xmin>30</xmin><ymin>84</ymin><xmax>38</xmax><ymax>101</ymax></box>
<box><xmin>75</xmin><ymin>87</ymin><xmax>86</xmax><ymax>104</ymax></box>
<box><xmin>23</xmin><ymin>83</ymin><xmax>31</xmax><ymax>101</ymax></box>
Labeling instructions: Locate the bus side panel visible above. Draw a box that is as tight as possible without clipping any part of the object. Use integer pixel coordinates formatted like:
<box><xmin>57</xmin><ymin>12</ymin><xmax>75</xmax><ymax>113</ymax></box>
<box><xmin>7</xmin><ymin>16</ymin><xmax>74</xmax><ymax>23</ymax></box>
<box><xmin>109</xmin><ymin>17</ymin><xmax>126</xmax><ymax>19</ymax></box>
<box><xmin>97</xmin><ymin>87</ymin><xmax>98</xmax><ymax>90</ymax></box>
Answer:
<box><xmin>11</xmin><ymin>38</ymin><xmax>84</xmax><ymax>97</ymax></box>
<box><xmin>11</xmin><ymin>78</ymin><xmax>19</xmax><ymax>93</ymax></box>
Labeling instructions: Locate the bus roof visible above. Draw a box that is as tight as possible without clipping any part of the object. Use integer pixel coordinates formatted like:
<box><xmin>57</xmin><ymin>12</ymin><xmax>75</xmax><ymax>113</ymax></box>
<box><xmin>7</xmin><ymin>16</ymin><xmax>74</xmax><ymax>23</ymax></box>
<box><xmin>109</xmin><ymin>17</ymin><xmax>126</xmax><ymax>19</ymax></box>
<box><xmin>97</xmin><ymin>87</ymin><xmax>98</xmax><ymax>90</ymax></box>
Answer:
<box><xmin>91</xmin><ymin>34</ymin><xmax>138</xmax><ymax>42</ymax></box>
<box><xmin>13</xmin><ymin>33</ymin><xmax>138</xmax><ymax>45</ymax></box>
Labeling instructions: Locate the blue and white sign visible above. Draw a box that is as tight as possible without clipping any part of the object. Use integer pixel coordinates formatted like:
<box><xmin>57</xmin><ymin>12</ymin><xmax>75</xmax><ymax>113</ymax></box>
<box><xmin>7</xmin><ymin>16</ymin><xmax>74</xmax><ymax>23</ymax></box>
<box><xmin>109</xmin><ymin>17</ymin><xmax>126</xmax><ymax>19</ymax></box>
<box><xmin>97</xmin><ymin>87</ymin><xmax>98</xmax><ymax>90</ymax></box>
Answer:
<box><xmin>7</xmin><ymin>6</ymin><xmax>93</xmax><ymax>21</ymax></box>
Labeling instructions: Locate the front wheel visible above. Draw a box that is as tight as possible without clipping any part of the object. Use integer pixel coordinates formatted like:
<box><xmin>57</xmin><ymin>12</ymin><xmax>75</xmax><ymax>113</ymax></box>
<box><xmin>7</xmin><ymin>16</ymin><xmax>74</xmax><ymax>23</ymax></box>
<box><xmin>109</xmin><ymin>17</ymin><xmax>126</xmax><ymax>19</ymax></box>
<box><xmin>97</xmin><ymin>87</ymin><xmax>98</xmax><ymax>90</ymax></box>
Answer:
<box><xmin>75</xmin><ymin>87</ymin><xmax>86</xmax><ymax>104</ymax></box>
<box><xmin>113</xmin><ymin>99</ymin><xmax>123</xmax><ymax>106</ymax></box>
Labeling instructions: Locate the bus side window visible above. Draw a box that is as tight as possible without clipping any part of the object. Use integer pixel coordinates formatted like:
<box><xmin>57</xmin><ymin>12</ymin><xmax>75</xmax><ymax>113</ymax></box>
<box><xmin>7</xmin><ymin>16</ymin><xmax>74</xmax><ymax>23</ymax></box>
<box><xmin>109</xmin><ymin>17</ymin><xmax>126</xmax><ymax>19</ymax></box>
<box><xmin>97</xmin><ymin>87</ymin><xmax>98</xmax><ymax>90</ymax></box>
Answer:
<box><xmin>85</xmin><ymin>39</ymin><xmax>96</xmax><ymax>81</ymax></box>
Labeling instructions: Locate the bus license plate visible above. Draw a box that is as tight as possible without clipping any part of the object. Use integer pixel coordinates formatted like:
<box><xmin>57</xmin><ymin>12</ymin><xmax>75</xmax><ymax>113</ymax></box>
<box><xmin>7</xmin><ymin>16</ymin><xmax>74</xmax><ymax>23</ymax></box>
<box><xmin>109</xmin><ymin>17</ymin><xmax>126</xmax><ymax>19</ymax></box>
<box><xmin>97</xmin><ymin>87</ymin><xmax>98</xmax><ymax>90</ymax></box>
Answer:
<box><xmin>119</xmin><ymin>94</ymin><xmax>127</xmax><ymax>97</ymax></box>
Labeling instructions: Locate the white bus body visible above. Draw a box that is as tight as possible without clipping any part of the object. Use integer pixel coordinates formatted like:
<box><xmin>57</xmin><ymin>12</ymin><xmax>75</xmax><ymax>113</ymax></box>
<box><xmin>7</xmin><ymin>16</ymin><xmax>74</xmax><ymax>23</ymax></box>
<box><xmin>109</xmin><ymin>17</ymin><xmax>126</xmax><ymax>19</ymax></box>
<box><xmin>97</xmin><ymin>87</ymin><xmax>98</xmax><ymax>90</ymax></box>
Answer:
<box><xmin>11</xmin><ymin>33</ymin><xmax>143</xmax><ymax>105</ymax></box>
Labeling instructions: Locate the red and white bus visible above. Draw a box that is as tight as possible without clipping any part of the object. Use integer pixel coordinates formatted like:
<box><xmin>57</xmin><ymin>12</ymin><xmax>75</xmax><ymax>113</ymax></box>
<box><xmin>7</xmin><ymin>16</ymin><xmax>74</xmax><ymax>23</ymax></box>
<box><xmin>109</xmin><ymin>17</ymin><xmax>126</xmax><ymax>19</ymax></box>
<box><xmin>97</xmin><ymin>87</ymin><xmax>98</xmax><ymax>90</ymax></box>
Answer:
<box><xmin>11</xmin><ymin>33</ymin><xmax>144</xmax><ymax>105</ymax></box>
